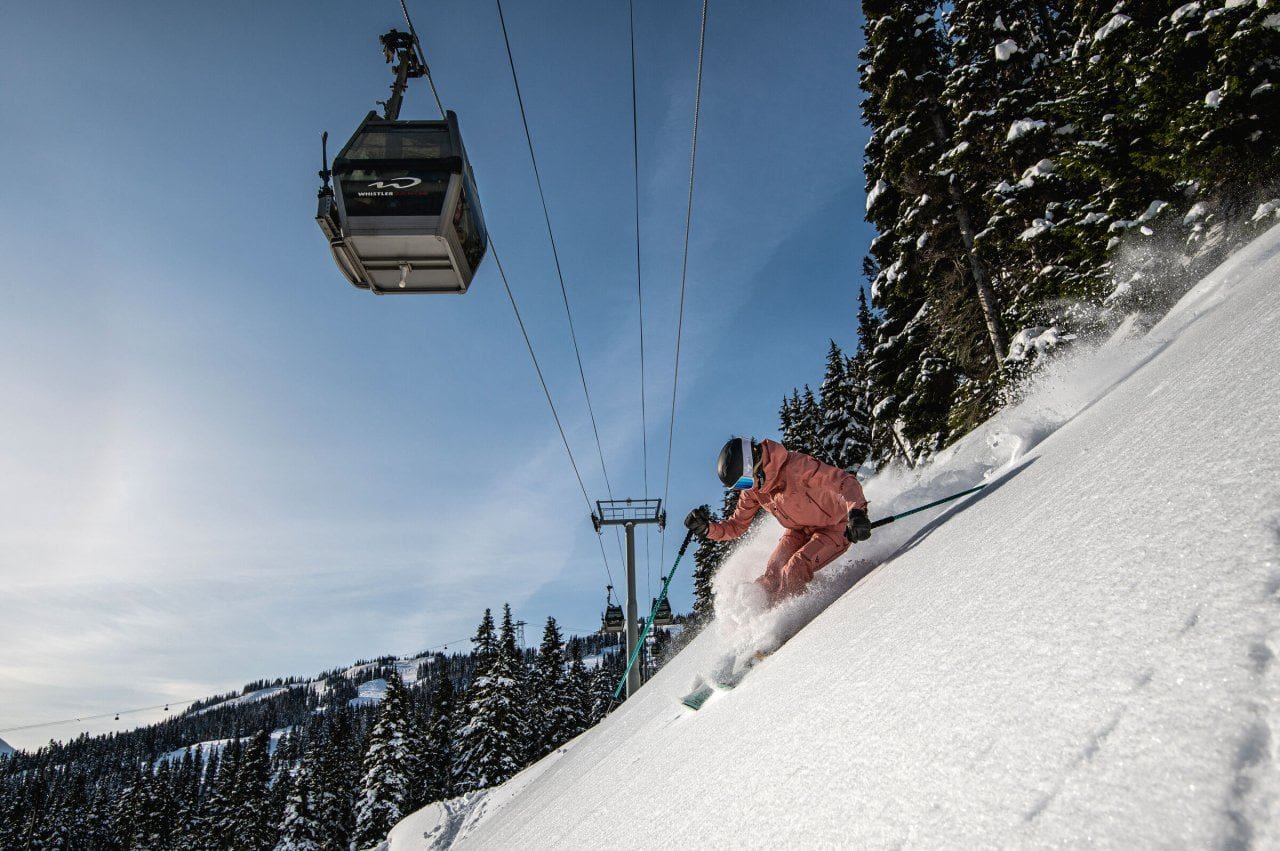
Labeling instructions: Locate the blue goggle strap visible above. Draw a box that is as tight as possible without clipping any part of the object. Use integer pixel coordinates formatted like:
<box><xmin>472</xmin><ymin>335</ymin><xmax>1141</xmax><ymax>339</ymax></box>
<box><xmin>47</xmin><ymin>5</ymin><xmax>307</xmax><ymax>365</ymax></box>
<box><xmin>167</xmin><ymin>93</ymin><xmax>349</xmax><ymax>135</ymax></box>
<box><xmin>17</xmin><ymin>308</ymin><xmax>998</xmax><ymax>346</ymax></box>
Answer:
<box><xmin>731</xmin><ymin>436</ymin><xmax>755</xmax><ymax>490</ymax></box>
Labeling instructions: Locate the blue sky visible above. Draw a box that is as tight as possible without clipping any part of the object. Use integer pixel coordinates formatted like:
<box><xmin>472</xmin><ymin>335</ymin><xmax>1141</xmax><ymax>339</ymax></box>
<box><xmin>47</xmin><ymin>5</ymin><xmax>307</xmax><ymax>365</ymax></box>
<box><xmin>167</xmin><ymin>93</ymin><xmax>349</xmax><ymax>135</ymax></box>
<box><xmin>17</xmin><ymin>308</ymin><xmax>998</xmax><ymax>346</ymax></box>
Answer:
<box><xmin>0</xmin><ymin>0</ymin><xmax>871</xmax><ymax>748</ymax></box>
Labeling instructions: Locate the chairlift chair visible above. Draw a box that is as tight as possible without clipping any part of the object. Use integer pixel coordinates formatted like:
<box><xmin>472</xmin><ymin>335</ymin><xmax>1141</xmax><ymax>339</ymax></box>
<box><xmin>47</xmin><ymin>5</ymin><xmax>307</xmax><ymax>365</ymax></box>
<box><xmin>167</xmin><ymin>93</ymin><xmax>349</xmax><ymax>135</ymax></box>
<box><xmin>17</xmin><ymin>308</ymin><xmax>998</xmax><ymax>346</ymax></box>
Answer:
<box><xmin>316</xmin><ymin>30</ymin><xmax>487</xmax><ymax>294</ymax></box>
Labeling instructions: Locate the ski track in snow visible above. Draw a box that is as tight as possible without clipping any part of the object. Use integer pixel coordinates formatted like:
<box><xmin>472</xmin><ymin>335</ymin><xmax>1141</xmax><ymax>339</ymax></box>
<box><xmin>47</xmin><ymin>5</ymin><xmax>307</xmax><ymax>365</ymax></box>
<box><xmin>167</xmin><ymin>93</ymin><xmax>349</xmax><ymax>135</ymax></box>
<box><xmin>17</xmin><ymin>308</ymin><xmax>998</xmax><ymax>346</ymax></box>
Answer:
<box><xmin>387</xmin><ymin>223</ymin><xmax>1280</xmax><ymax>849</ymax></box>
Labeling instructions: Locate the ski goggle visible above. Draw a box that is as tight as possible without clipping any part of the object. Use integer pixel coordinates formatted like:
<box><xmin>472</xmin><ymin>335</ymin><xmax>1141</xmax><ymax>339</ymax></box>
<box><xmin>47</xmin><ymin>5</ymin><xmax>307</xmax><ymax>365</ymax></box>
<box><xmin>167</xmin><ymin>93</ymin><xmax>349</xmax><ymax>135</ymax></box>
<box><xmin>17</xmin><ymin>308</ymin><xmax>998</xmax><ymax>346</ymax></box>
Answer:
<box><xmin>730</xmin><ymin>436</ymin><xmax>756</xmax><ymax>490</ymax></box>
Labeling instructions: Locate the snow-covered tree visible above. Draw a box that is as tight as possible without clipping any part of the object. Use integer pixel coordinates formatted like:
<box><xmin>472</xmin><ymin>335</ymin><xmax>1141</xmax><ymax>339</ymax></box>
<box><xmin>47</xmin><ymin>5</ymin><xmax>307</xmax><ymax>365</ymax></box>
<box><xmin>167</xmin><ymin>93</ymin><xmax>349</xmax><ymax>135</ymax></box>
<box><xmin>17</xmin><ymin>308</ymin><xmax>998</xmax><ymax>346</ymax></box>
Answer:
<box><xmin>860</xmin><ymin>0</ymin><xmax>1000</xmax><ymax>461</ymax></box>
<box><xmin>311</xmin><ymin>709</ymin><xmax>359</xmax><ymax>849</ymax></box>
<box><xmin>276</xmin><ymin>728</ymin><xmax>329</xmax><ymax>851</ymax></box>
<box><xmin>691</xmin><ymin>504</ymin><xmax>722</xmax><ymax>623</ymax></box>
<box><xmin>691</xmin><ymin>490</ymin><xmax>740</xmax><ymax>622</ymax></box>
<box><xmin>235</xmin><ymin>730</ymin><xmax>275</xmax><ymax>850</ymax></box>
<box><xmin>587</xmin><ymin>651</ymin><xmax>624</xmax><ymax>722</ymax></box>
<box><xmin>354</xmin><ymin>671</ymin><xmax>418</xmax><ymax>848</ymax></box>
<box><xmin>563</xmin><ymin>640</ymin><xmax>592</xmax><ymax>739</ymax></box>
<box><xmin>796</xmin><ymin>386</ymin><xmax>823</xmax><ymax>458</ymax></box>
<box><xmin>530</xmin><ymin>618</ymin><xmax>580</xmax><ymax>758</ymax></box>
<box><xmin>420</xmin><ymin>674</ymin><xmax>459</xmax><ymax>804</ymax></box>
<box><xmin>456</xmin><ymin>605</ymin><xmax>530</xmax><ymax>792</ymax></box>
<box><xmin>197</xmin><ymin>734</ymin><xmax>242</xmax><ymax>850</ymax></box>
<box><xmin>818</xmin><ymin>340</ymin><xmax>870</xmax><ymax>471</ymax></box>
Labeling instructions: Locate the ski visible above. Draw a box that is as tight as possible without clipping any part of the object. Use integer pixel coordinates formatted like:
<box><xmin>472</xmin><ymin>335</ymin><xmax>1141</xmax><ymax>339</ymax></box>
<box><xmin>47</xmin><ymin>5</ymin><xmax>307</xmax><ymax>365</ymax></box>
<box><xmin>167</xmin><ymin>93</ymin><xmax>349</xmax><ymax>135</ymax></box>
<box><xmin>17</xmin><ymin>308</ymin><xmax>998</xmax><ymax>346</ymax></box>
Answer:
<box><xmin>680</xmin><ymin>682</ymin><xmax>717</xmax><ymax>710</ymax></box>
<box><xmin>679</xmin><ymin>650</ymin><xmax>772</xmax><ymax>711</ymax></box>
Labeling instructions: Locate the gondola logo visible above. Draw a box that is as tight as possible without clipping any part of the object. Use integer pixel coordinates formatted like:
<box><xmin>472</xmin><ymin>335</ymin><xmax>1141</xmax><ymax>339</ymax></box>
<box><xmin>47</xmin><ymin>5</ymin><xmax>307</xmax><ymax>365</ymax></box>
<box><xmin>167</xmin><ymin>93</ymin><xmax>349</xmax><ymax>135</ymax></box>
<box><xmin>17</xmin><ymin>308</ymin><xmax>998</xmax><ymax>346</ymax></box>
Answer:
<box><xmin>366</xmin><ymin>177</ymin><xmax>422</xmax><ymax>190</ymax></box>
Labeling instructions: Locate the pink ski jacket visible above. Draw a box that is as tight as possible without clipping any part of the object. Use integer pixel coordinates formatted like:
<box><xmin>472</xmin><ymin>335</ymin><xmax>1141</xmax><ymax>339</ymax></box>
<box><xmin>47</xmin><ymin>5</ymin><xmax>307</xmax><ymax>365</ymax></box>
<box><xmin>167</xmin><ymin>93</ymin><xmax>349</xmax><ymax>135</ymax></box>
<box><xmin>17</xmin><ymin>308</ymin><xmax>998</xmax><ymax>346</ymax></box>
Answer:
<box><xmin>707</xmin><ymin>440</ymin><xmax>869</xmax><ymax>541</ymax></box>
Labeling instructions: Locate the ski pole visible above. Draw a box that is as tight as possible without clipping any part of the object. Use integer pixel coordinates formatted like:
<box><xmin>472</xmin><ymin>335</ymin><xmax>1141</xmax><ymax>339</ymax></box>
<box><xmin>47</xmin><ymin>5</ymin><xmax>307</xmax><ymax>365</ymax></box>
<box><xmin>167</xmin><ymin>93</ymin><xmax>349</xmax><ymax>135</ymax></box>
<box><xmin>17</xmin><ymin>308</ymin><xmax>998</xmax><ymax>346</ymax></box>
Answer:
<box><xmin>869</xmin><ymin>483</ymin><xmax>987</xmax><ymax>529</ymax></box>
<box><xmin>612</xmin><ymin>530</ymin><xmax>695</xmax><ymax>700</ymax></box>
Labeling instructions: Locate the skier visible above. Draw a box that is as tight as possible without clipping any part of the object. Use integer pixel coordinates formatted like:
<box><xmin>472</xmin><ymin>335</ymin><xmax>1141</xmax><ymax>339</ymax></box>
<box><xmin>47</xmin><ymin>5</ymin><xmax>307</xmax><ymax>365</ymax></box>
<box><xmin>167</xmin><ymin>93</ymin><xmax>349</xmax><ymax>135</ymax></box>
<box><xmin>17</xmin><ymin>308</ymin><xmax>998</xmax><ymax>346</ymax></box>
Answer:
<box><xmin>685</xmin><ymin>436</ymin><xmax>872</xmax><ymax>605</ymax></box>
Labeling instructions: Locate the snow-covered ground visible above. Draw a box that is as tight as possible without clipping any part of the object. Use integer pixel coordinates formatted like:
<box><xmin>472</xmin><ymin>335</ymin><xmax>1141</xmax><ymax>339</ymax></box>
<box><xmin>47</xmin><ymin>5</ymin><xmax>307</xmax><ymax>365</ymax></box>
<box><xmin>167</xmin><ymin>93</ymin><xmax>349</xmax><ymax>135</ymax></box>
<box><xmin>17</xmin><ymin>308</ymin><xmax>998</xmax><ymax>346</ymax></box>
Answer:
<box><xmin>157</xmin><ymin>727</ymin><xmax>292</xmax><ymax>767</ymax></box>
<box><xmin>192</xmin><ymin>685</ymin><xmax>296</xmax><ymax>716</ymax></box>
<box><xmin>387</xmin><ymin>224</ymin><xmax>1280</xmax><ymax>848</ymax></box>
<box><xmin>351</xmin><ymin>678</ymin><xmax>390</xmax><ymax>708</ymax></box>
<box><xmin>0</xmin><ymin>737</ymin><xmax>13</xmax><ymax>758</ymax></box>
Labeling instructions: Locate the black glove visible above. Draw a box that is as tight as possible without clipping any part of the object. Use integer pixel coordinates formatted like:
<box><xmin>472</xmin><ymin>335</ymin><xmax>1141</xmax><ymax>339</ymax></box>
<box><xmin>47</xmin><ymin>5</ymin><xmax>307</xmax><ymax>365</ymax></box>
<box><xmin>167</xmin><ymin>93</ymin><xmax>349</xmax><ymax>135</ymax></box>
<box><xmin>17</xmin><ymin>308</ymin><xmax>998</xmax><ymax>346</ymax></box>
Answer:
<box><xmin>845</xmin><ymin>508</ymin><xmax>871</xmax><ymax>543</ymax></box>
<box><xmin>684</xmin><ymin>505</ymin><xmax>712</xmax><ymax>538</ymax></box>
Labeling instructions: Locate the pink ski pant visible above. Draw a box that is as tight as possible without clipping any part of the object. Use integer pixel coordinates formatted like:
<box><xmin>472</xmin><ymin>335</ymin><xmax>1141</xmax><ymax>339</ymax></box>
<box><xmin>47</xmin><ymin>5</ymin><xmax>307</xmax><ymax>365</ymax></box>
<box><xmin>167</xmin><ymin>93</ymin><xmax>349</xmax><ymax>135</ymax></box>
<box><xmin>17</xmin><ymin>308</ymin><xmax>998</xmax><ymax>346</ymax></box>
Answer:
<box><xmin>755</xmin><ymin>526</ymin><xmax>849</xmax><ymax>602</ymax></box>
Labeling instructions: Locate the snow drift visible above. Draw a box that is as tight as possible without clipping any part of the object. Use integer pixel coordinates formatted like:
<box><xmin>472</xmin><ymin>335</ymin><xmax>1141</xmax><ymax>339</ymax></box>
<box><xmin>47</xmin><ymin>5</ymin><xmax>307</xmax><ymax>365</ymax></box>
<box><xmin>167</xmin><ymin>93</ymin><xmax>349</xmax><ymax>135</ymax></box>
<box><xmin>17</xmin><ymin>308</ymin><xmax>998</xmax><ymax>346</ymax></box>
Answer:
<box><xmin>388</xmin><ymin>223</ymin><xmax>1280</xmax><ymax>848</ymax></box>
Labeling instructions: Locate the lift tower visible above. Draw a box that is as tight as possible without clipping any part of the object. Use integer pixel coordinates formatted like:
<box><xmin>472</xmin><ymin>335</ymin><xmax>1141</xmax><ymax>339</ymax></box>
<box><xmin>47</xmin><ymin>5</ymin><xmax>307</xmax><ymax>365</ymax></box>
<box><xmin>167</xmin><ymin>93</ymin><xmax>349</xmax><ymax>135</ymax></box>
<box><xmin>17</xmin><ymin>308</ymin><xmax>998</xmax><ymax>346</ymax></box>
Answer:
<box><xmin>592</xmin><ymin>498</ymin><xmax>665</xmax><ymax>698</ymax></box>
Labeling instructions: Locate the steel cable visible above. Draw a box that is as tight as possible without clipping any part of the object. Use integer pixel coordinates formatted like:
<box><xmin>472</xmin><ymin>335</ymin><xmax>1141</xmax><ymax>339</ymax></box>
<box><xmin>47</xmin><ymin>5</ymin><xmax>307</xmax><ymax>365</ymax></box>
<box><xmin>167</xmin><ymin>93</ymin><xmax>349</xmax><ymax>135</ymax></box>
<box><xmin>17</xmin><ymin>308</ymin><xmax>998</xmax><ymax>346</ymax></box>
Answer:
<box><xmin>628</xmin><ymin>0</ymin><xmax>654</xmax><ymax>601</ymax></box>
<box><xmin>660</xmin><ymin>0</ymin><xmax>710</xmax><ymax>567</ymax></box>
<box><xmin>395</xmin><ymin>0</ymin><xmax>618</xmax><ymax>587</ymax></box>
<box><xmin>490</xmin><ymin>241</ymin><xmax>617</xmax><ymax>588</ymax></box>
<box><xmin>399</xmin><ymin>0</ymin><xmax>447</xmax><ymax>118</ymax></box>
<box><xmin>494</xmin><ymin>0</ymin><xmax>627</xmax><ymax>568</ymax></box>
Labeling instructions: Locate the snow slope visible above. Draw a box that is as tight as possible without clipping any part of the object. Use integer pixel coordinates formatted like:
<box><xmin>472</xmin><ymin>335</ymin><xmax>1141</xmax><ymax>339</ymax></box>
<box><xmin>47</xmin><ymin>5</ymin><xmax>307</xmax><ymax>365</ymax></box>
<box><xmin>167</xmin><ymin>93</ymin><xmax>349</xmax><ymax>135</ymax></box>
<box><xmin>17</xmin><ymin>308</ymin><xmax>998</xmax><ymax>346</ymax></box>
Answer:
<box><xmin>0</xmin><ymin>737</ymin><xmax>13</xmax><ymax>758</ymax></box>
<box><xmin>389</xmin><ymin>223</ymin><xmax>1280</xmax><ymax>848</ymax></box>
<box><xmin>192</xmin><ymin>685</ymin><xmax>296</xmax><ymax>715</ymax></box>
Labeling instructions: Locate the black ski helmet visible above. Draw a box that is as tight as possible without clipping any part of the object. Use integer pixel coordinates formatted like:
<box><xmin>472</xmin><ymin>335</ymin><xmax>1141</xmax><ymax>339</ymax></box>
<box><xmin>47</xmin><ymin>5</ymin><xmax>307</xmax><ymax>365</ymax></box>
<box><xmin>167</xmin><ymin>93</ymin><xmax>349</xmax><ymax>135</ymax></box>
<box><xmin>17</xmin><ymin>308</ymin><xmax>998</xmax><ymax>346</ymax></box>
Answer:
<box><xmin>717</xmin><ymin>436</ymin><xmax>760</xmax><ymax>489</ymax></box>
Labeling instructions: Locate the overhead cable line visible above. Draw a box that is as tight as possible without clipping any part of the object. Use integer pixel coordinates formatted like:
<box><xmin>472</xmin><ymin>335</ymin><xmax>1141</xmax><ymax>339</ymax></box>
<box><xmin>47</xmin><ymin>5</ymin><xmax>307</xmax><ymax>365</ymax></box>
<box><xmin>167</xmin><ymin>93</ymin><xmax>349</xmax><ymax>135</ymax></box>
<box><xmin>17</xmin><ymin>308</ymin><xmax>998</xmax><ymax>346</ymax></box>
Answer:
<box><xmin>494</xmin><ymin>0</ymin><xmax>626</xmax><ymax>567</ymax></box>
<box><xmin>399</xmin><ymin>0</ymin><xmax>446</xmax><ymax>118</ymax></box>
<box><xmin>0</xmin><ymin>700</ymin><xmax>203</xmax><ymax>736</ymax></box>
<box><xmin>628</xmin><ymin>0</ymin><xmax>655</xmax><ymax>601</ymax></box>
<box><xmin>490</xmin><ymin>243</ymin><xmax>617</xmax><ymax>585</ymax></box>
<box><xmin>396</xmin><ymin>0</ymin><xmax>617</xmax><ymax>586</ymax></box>
<box><xmin>661</xmin><ymin>0</ymin><xmax>710</xmax><ymax>566</ymax></box>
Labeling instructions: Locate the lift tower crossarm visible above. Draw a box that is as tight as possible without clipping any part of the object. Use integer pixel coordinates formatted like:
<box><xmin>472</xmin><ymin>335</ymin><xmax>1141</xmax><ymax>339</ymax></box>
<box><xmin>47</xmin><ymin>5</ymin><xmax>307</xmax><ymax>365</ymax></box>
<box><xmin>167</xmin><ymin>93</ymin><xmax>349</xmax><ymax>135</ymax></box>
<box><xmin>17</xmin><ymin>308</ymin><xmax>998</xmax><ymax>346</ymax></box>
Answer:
<box><xmin>591</xmin><ymin>499</ymin><xmax>665</xmax><ymax>699</ymax></box>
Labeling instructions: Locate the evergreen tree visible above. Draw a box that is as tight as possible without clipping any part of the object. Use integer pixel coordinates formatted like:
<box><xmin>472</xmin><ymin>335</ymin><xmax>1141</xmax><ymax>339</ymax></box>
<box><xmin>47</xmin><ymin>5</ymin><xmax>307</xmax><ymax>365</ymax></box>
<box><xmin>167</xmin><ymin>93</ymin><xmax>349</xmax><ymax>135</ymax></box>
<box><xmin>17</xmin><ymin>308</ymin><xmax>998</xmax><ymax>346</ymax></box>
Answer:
<box><xmin>111</xmin><ymin>764</ymin><xmax>148</xmax><ymax>849</ymax></box>
<box><xmin>275</xmin><ymin>760</ymin><xmax>322</xmax><ymax>851</ymax></box>
<box><xmin>563</xmin><ymin>640</ymin><xmax>592</xmax><ymax>740</ymax></box>
<box><xmin>470</xmin><ymin>608</ymin><xmax>497</xmax><ymax>675</ymax></box>
<box><xmin>818</xmin><ymin>340</ymin><xmax>866</xmax><ymax>471</ymax></box>
<box><xmin>146</xmin><ymin>760</ymin><xmax>181</xmax><ymax>849</ymax></box>
<box><xmin>354</xmin><ymin>671</ymin><xmax>418</xmax><ymax>848</ymax></box>
<box><xmin>175</xmin><ymin>745</ymin><xmax>205</xmax><ymax>840</ymax></box>
<box><xmin>846</xmin><ymin>289</ymin><xmax>877</xmax><ymax>469</ymax></box>
<box><xmin>420</xmin><ymin>675</ymin><xmax>459</xmax><ymax>804</ymax></box>
<box><xmin>1050</xmin><ymin>0</ymin><xmax>1187</xmax><ymax>318</ymax></box>
<box><xmin>796</xmin><ymin>386</ymin><xmax>823</xmax><ymax>457</ymax></box>
<box><xmin>311</xmin><ymin>710</ymin><xmax>358</xmax><ymax>851</ymax></box>
<box><xmin>198</xmin><ymin>734</ymin><xmax>242</xmax><ymax>850</ymax></box>
<box><xmin>456</xmin><ymin>605</ymin><xmax>529</xmax><ymax>792</ymax></box>
<box><xmin>690</xmin><ymin>504</ymin><xmax>722</xmax><ymax>623</ymax></box>
<box><xmin>860</xmin><ymin>0</ymin><xmax>979</xmax><ymax>462</ymax></box>
<box><xmin>530</xmin><ymin>618</ymin><xmax>579</xmax><ymax>758</ymax></box>
<box><xmin>587</xmin><ymin>652</ymin><xmax>623</xmax><ymax>722</ymax></box>
<box><xmin>941</xmin><ymin>0</ymin><xmax>1065</xmax><ymax>357</ymax></box>
<box><xmin>234</xmin><ymin>730</ymin><xmax>275</xmax><ymax>850</ymax></box>
<box><xmin>778</xmin><ymin>392</ymin><xmax>798</xmax><ymax>447</ymax></box>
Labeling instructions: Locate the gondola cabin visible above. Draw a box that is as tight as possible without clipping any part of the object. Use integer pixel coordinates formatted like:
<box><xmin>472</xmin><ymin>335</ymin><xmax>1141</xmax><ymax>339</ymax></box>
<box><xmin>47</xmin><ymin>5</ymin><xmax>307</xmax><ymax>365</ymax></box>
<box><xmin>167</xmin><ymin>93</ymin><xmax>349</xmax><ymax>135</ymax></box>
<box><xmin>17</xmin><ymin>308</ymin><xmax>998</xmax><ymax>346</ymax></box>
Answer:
<box><xmin>651</xmin><ymin>595</ymin><xmax>674</xmax><ymax>626</ymax></box>
<box><xmin>317</xmin><ymin>110</ymin><xmax>487</xmax><ymax>294</ymax></box>
<box><xmin>601</xmin><ymin>603</ymin><xmax>625</xmax><ymax>634</ymax></box>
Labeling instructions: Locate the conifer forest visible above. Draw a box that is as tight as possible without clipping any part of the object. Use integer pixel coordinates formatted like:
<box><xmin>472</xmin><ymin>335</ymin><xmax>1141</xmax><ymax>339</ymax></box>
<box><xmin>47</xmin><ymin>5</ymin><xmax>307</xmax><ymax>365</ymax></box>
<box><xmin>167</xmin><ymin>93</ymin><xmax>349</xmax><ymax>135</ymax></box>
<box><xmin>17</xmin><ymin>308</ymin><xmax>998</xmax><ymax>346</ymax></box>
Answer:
<box><xmin>786</xmin><ymin>0</ymin><xmax>1278</xmax><ymax>468</ymax></box>
<box><xmin>0</xmin><ymin>606</ymin><xmax>684</xmax><ymax>849</ymax></box>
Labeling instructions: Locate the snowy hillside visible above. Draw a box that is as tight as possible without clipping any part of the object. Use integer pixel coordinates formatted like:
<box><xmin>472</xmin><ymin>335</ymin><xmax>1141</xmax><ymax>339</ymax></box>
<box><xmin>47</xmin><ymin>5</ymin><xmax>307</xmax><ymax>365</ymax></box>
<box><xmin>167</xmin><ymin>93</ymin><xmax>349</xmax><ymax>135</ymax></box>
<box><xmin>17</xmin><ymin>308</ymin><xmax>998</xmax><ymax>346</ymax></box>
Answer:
<box><xmin>0</xmin><ymin>737</ymin><xmax>13</xmax><ymax>758</ymax></box>
<box><xmin>388</xmin><ymin>224</ymin><xmax>1280</xmax><ymax>848</ymax></box>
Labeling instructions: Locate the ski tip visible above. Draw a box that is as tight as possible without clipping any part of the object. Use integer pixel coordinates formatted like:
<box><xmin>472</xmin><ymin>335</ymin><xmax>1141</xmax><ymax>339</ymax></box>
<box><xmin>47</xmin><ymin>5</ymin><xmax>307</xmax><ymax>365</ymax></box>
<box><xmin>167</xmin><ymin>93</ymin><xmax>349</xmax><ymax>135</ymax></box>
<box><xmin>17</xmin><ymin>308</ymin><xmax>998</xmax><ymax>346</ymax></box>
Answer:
<box><xmin>680</xmin><ymin>685</ymin><xmax>715</xmax><ymax>711</ymax></box>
